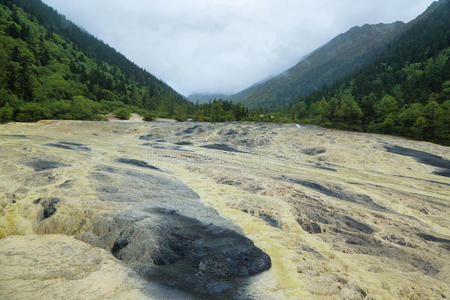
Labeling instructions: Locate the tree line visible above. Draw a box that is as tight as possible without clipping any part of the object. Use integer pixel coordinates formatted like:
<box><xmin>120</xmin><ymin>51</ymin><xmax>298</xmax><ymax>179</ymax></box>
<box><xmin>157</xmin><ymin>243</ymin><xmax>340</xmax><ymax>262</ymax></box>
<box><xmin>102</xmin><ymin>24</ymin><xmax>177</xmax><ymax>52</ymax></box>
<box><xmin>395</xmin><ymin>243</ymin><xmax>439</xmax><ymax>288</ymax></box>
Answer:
<box><xmin>290</xmin><ymin>1</ymin><xmax>450</xmax><ymax>145</ymax></box>
<box><xmin>0</xmin><ymin>0</ymin><xmax>188</xmax><ymax>122</ymax></box>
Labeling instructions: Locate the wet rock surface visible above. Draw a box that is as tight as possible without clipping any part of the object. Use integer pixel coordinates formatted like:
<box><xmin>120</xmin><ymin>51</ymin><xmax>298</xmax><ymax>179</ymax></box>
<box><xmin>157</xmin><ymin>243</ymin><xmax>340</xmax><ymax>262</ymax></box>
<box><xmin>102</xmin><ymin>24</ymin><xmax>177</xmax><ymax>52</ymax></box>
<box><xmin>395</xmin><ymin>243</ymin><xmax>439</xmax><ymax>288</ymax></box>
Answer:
<box><xmin>0</xmin><ymin>134</ymin><xmax>27</xmax><ymax>138</ymax></box>
<box><xmin>201</xmin><ymin>143</ymin><xmax>244</xmax><ymax>153</ymax></box>
<box><xmin>175</xmin><ymin>141</ymin><xmax>193</xmax><ymax>145</ymax></box>
<box><xmin>280</xmin><ymin>176</ymin><xmax>388</xmax><ymax>211</ymax></box>
<box><xmin>297</xmin><ymin>219</ymin><xmax>322</xmax><ymax>234</ymax></box>
<box><xmin>385</xmin><ymin>145</ymin><xmax>450</xmax><ymax>177</ymax></box>
<box><xmin>116</xmin><ymin>158</ymin><xmax>163</xmax><ymax>171</ymax></box>
<box><xmin>0</xmin><ymin>120</ymin><xmax>449</xmax><ymax>299</ymax></box>
<box><xmin>109</xmin><ymin>208</ymin><xmax>271</xmax><ymax>298</ymax></box>
<box><xmin>45</xmin><ymin>141</ymin><xmax>91</xmax><ymax>152</ymax></box>
<box><xmin>26</xmin><ymin>160</ymin><xmax>70</xmax><ymax>171</ymax></box>
<box><xmin>258</xmin><ymin>213</ymin><xmax>282</xmax><ymax>229</ymax></box>
<box><xmin>302</xmin><ymin>147</ymin><xmax>327</xmax><ymax>156</ymax></box>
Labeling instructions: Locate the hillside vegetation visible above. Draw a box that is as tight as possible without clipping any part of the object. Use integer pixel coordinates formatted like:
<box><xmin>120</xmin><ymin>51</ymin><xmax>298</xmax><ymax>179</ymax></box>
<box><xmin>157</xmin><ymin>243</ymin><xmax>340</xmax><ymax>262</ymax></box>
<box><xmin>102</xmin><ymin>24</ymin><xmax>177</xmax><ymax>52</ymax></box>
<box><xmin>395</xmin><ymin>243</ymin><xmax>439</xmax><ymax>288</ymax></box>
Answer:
<box><xmin>231</xmin><ymin>22</ymin><xmax>406</xmax><ymax>110</ymax></box>
<box><xmin>0</xmin><ymin>0</ymin><xmax>188</xmax><ymax>122</ymax></box>
<box><xmin>292</xmin><ymin>0</ymin><xmax>450</xmax><ymax>145</ymax></box>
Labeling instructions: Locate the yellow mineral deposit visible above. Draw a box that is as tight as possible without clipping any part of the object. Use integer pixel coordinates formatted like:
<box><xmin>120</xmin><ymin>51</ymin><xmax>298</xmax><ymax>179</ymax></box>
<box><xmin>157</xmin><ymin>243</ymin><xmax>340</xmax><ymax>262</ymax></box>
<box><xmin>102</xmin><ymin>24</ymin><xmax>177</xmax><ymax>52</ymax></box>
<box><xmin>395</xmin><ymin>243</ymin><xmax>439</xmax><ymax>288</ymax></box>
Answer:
<box><xmin>0</xmin><ymin>120</ymin><xmax>449</xmax><ymax>299</ymax></box>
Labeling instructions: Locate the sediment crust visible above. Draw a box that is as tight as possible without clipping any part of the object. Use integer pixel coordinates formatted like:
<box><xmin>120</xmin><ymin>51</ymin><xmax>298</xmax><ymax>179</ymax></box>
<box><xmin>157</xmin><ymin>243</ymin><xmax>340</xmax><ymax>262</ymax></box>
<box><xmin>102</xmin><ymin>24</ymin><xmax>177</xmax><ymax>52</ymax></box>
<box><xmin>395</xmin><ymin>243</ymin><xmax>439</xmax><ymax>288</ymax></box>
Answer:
<box><xmin>1</xmin><ymin>120</ymin><xmax>449</xmax><ymax>299</ymax></box>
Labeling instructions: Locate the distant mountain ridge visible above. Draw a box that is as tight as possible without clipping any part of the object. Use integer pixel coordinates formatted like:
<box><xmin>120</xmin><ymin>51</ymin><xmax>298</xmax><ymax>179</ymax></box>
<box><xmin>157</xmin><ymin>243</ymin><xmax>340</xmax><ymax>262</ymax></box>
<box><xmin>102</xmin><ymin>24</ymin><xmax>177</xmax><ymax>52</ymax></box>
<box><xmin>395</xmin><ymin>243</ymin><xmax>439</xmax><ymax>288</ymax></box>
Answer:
<box><xmin>187</xmin><ymin>93</ymin><xmax>231</xmax><ymax>104</ymax></box>
<box><xmin>231</xmin><ymin>21</ymin><xmax>407</xmax><ymax>110</ymax></box>
<box><xmin>291</xmin><ymin>0</ymin><xmax>450</xmax><ymax>145</ymax></box>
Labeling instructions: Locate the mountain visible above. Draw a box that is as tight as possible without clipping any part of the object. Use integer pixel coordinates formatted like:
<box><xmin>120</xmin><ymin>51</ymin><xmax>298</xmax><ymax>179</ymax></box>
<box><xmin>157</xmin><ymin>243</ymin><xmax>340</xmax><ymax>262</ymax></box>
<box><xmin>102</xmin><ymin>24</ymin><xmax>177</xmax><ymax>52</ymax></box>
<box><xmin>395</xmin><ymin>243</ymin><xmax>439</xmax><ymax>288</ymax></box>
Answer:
<box><xmin>292</xmin><ymin>0</ymin><xmax>450</xmax><ymax>145</ymax></box>
<box><xmin>231</xmin><ymin>21</ymin><xmax>407</xmax><ymax>110</ymax></box>
<box><xmin>187</xmin><ymin>93</ymin><xmax>231</xmax><ymax>104</ymax></box>
<box><xmin>0</xmin><ymin>0</ymin><xmax>188</xmax><ymax>122</ymax></box>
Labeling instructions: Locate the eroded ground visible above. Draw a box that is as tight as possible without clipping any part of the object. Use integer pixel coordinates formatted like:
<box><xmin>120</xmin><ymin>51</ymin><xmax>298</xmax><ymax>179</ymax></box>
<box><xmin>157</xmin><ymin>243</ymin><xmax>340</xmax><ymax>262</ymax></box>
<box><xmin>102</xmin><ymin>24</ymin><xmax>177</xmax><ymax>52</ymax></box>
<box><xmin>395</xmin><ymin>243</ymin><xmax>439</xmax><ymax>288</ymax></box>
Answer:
<box><xmin>0</xmin><ymin>120</ymin><xmax>449</xmax><ymax>299</ymax></box>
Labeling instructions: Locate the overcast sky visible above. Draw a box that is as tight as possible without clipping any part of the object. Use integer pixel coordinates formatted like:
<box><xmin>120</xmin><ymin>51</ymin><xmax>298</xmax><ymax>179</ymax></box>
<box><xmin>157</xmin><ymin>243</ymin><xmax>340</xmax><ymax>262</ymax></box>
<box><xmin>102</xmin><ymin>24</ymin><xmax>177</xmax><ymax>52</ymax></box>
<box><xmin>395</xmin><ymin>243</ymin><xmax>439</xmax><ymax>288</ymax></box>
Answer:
<box><xmin>42</xmin><ymin>0</ymin><xmax>435</xmax><ymax>96</ymax></box>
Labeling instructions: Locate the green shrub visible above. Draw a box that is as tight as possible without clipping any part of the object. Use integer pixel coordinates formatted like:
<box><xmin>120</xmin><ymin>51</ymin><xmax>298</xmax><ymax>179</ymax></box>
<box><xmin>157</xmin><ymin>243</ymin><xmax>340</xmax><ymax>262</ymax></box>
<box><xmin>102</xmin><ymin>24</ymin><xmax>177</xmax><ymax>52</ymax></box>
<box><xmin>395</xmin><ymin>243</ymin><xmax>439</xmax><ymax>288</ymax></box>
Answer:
<box><xmin>114</xmin><ymin>108</ymin><xmax>131</xmax><ymax>120</ymax></box>
<box><xmin>45</xmin><ymin>100</ymin><xmax>72</xmax><ymax>119</ymax></box>
<box><xmin>93</xmin><ymin>114</ymin><xmax>108</xmax><ymax>121</ymax></box>
<box><xmin>16</xmin><ymin>102</ymin><xmax>49</xmax><ymax>122</ymax></box>
<box><xmin>70</xmin><ymin>96</ymin><xmax>100</xmax><ymax>120</ymax></box>
<box><xmin>0</xmin><ymin>104</ymin><xmax>14</xmax><ymax>122</ymax></box>
<box><xmin>142</xmin><ymin>112</ymin><xmax>155</xmax><ymax>122</ymax></box>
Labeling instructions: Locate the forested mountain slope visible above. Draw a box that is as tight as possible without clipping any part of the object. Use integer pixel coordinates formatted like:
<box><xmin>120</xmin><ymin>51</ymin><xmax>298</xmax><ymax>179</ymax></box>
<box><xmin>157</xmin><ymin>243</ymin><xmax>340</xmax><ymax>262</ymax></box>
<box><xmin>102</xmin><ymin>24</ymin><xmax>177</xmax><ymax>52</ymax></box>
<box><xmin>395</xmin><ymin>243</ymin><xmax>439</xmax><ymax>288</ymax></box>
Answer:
<box><xmin>292</xmin><ymin>0</ymin><xmax>450</xmax><ymax>145</ymax></box>
<box><xmin>0</xmin><ymin>0</ymin><xmax>188</xmax><ymax>122</ymax></box>
<box><xmin>231</xmin><ymin>22</ymin><xmax>406</xmax><ymax>110</ymax></box>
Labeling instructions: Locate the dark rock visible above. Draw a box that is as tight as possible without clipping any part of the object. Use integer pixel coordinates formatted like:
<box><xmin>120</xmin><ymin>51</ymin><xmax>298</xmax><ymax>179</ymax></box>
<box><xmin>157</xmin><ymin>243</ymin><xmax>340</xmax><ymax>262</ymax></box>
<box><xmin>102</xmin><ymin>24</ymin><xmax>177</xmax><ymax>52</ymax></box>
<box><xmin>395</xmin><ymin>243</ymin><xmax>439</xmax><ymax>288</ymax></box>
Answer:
<box><xmin>45</xmin><ymin>142</ymin><xmax>91</xmax><ymax>152</ymax></box>
<box><xmin>345</xmin><ymin>234</ymin><xmax>374</xmax><ymax>245</ymax></box>
<box><xmin>201</xmin><ymin>143</ymin><xmax>243</xmax><ymax>153</ymax></box>
<box><xmin>26</xmin><ymin>160</ymin><xmax>70</xmax><ymax>172</ymax></box>
<box><xmin>302</xmin><ymin>148</ymin><xmax>326</xmax><ymax>156</ymax></box>
<box><xmin>182</xmin><ymin>125</ymin><xmax>204</xmax><ymax>135</ymax></box>
<box><xmin>279</xmin><ymin>176</ymin><xmax>388</xmax><ymax>211</ymax></box>
<box><xmin>96</xmin><ymin>186</ymin><xmax>119</xmax><ymax>193</ymax></box>
<box><xmin>204</xmin><ymin>280</ymin><xmax>233</xmax><ymax>294</ymax></box>
<box><xmin>417</xmin><ymin>233</ymin><xmax>450</xmax><ymax>244</ymax></box>
<box><xmin>441</xmin><ymin>244</ymin><xmax>450</xmax><ymax>252</ymax></box>
<box><xmin>341</xmin><ymin>216</ymin><xmax>374</xmax><ymax>234</ymax></box>
<box><xmin>217</xmin><ymin>178</ymin><xmax>242</xmax><ymax>186</ymax></box>
<box><xmin>433</xmin><ymin>169</ymin><xmax>450</xmax><ymax>177</ymax></box>
<box><xmin>0</xmin><ymin>134</ymin><xmax>27</xmax><ymax>138</ymax></box>
<box><xmin>109</xmin><ymin>208</ymin><xmax>271</xmax><ymax>298</ymax></box>
<box><xmin>345</xmin><ymin>284</ymin><xmax>367</xmax><ymax>298</ymax></box>
<box><xmin>382</xmin><ymin>234</ymin><xmax>415</xmax><ymax>247</ymax></box>
<box><xmin>59</xmin><ymin>141</ymin><xmax>84</xmax><ymax>146</ymax></box>
<box><xmin>259</xmin><ymin>214</ymin><xmax>281</xmax><ymax>229</ymax></box>
<box><xmin>385</xmin><ymin>145</ymin><xmax>450</xmax><ymax>169</ymax></box>
<box><xmin>394</xmin><ymin>174</ymin><xmax>450</xmax><ymax>188</ymax></box>
<box><xmin>299</xmin><ymin>245</ymin><xmax>324</xmax><ymax>259</ymax></box>
<box><xmin>90</xmin><ymin>172</ymin><xmax>112</xmax><ymax>182</ymax></box>
<box><xmin>116</xmin><ymin>158</ymin><xmax>162</xmax><ymax>171</ymax></box>
<box><xmin>339</xmin><ymin>231</ymin><xmax>439</xmax><ymax>275</ymax></box>
<box><xmin>57</xmin><ymin>179</ymin><xmax>73</xmax><ymax>189</ymax></box>
<box><xmin>385</xmin><ymin>145</ymin><xmax>450</xmax><ymax>177</ymax></box>
<box><xmin>97</xmin><ymin>165</ymin><xmax>119</xmax><ymax>174</ymax></box>
<box><xmin>86</xmin><ymin>166</ymin><xmax>271</xmax><ymax>298</ymax></box>
<box><xmin>112</xmin><ymin>237</ymin><xmax>129</xmax><ymax>257</ymax></box>
<box><xmin>33</xmin><ymin>198</ymin><xmax>42</xmax><ymax>204</ymax></box>
<box><xmin>175</xmin><ymin>141</ymin><xmax>193</xmax><ymax>146</ymax></box>
<box><xmin>313</xmin><ymin>164</ymin><xmax>337</xmax><ymax>172</ymax></box>
<box><xmin>419</xmin><ymin>207</ymin><xmax>429</xmax><ymax>214</ymax></box>
<box><xmin>141</xmin><ymin>143</ymin><xmax>166</xmax><ymax>149</ymax></box>
<box><xmin>288</xmin><ymin>185</ymin><xmax>438</xmax><ymax>276</ymax></box>
<box><xmin>142</xmin><ymin>143</ymin><xmax>193</xmax><ymax>152</ymax></box>
<box><xmin>298</xmin><ymin>220</ymin><xmax>322</xmax><ymax>234</ymax></box>
<box><xmin>224</xmin><ymin>129</ymin><xmax>238</xmax><ymax>136</ymax></box>
<box><xmin>41</xmin><ymin>198</ymin><xmax>60</xmax><ymax>220</ymax></box>
<box><xmin>139</xmin><ymin>134</ymin><xmax>160</xmax><ymax>141</ymax></box>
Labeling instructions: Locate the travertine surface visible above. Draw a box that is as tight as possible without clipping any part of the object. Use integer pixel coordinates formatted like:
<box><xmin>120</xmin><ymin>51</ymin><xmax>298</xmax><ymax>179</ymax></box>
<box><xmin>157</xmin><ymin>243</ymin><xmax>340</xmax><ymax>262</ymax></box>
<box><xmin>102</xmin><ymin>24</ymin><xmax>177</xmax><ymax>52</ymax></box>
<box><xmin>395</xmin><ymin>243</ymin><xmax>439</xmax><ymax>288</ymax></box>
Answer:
<box><xmin>0</xmin><ymin>120</ymin><xmax>449</xmax><ymax>299</ymax></box>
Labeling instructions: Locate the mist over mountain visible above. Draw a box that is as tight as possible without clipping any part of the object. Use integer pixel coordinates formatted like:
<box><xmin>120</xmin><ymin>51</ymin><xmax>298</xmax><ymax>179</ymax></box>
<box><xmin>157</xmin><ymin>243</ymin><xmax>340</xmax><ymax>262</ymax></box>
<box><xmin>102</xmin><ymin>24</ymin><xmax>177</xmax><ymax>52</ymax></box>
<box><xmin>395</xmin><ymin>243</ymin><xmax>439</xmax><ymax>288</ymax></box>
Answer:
<box><xmin>292</xmin><ymin>0</ymin><xmax>450</xmax><ymax>145</ymax></box>
<box><xmin>231</xmin><ymin>21</ymin><xmax>407</xmax><ymax>110</ymax></box>
<box><xmin>187</xmin><ymin>93</ymin><xmax>232</xmax><ymax>104</ymax></box>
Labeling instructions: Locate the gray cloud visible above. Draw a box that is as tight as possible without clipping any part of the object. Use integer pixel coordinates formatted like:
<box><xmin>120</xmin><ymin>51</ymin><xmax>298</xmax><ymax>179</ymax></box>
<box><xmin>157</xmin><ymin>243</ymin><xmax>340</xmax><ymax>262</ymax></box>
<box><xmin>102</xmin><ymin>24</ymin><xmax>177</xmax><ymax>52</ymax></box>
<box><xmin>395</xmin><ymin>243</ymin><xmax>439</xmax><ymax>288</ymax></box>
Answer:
<box><xmin>42</xmin><ymin>0</ymin><xmax>435</xmax><ymax>95</ymax></box>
